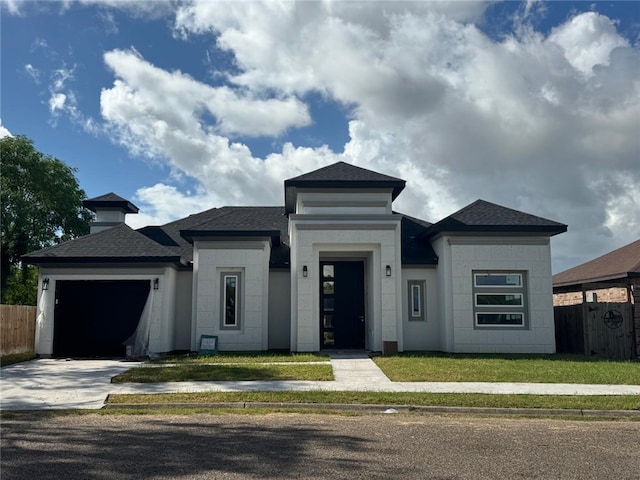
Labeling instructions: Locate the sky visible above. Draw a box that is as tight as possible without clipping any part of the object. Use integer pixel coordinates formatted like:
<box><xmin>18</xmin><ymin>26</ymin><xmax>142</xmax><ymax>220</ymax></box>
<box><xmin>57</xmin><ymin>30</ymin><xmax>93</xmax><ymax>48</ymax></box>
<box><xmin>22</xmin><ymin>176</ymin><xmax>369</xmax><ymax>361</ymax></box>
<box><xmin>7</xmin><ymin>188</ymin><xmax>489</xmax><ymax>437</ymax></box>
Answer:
<box><xmin>1</xmin><ymin>0</ymin><xmax>639</xmax><ymax>274</ymax></box>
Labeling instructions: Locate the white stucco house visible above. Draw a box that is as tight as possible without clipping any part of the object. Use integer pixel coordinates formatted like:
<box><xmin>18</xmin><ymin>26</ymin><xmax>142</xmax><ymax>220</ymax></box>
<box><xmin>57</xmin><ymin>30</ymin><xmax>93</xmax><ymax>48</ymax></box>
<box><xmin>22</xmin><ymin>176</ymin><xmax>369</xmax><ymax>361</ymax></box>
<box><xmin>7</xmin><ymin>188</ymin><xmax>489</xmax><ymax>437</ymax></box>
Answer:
<box><xmin>24</xmin><ymin>162</ymin><xmax>567</xmax><ymax>357</ymax></box>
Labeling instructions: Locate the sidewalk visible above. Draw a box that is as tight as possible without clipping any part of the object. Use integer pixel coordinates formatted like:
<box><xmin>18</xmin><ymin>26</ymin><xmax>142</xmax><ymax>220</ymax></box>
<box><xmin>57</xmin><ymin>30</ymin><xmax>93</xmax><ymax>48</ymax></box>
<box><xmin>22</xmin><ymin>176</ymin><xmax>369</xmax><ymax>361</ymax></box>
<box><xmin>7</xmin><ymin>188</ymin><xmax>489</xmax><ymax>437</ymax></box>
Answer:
<box><xmin>2</xmin><ymin>354</ymin><xmax>639</xmax><ymax>411</ymax></box>
<box><xmin>111</xmin><ymin>352</ymin><xmax>640</xmax><ymax>397</ymax></box>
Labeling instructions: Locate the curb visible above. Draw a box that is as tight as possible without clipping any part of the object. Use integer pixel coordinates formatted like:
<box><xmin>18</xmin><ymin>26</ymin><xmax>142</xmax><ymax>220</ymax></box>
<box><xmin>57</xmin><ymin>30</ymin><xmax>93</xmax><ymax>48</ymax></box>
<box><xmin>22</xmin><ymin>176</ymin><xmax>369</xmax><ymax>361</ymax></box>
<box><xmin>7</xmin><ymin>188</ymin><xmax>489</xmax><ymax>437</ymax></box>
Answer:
<box><xmin>102</xmin><ymin>402</ymin><xmax>640</xmax><ymax>418</ymax></box>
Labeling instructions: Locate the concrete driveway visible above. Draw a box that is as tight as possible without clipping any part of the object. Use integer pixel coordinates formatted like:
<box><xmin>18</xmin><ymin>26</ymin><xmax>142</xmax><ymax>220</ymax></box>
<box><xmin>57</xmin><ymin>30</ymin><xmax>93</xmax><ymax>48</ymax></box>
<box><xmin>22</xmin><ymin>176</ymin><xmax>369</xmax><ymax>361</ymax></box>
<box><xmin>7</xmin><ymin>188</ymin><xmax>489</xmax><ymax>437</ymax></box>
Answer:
<box><xmin>0</xmin><ymin>359</ymin><xmax>138</xmax><ymax>410</ymax></box>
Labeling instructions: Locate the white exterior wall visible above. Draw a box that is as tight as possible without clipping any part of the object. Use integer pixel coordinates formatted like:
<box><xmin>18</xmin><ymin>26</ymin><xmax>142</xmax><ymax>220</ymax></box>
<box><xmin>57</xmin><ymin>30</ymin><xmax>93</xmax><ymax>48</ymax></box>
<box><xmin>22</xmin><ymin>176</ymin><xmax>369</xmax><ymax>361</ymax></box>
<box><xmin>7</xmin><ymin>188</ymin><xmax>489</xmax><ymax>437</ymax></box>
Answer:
<box><xmin>191</xmin><ymin>240</ymin><xmax>271</xmax><ymax>351</ymax></box>
<box><xmin>174</xmin><ymin>269</ymin><xmax>193</xmax><ymax>351</ymax></box>
<box><xmin>401</xmin><ymin>267</ymin><xmax>440</xmax><ymax>351</ymax></box>
<box><xmin>268</xmin><ymin>270</ymin><xmax>291</xmax><ymax>350</ymax></box>
<box><xmin>94</xmin><ymin>209</ymin><xmax>126</xmax><ymax>223</ymax></box>
<box><xmin>296</xmin><ymin>190</ymin><xmax>392</xmax><ymax>215</ymax></box>
<box><xmin>34</xmin><ymin>266</ymin><xmax>176</xmax><ymax>356</ymax></box>
<box><xmin>433</xmin><ymin>236</ymin><xmax>556</xmax><ymax>354</ymax></box>
<box><xmin>289</xmin><ymin>217</ymin><xmax>402</xmax><ymax>352</ymax></box>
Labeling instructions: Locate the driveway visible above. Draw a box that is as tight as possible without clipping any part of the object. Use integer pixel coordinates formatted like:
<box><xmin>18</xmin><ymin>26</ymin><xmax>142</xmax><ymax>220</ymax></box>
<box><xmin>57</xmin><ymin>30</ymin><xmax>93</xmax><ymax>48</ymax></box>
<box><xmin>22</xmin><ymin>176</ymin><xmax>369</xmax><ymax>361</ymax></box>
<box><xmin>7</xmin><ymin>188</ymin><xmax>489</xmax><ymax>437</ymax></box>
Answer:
<box><xmin>0</xmin><ymin>359</ymin><xmax>137</xmax><ymax>410</ymax></box>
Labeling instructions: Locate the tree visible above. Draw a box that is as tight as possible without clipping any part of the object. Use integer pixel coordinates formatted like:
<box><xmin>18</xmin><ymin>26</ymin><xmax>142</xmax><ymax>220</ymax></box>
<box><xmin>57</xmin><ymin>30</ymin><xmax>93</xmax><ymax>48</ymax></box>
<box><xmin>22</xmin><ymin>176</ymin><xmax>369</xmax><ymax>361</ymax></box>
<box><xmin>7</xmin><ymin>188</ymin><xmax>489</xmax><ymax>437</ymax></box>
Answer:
<box><xmin>1</xmin><ymin>135</ymin><xmax>93</xmax><ymax>302</ymax></box>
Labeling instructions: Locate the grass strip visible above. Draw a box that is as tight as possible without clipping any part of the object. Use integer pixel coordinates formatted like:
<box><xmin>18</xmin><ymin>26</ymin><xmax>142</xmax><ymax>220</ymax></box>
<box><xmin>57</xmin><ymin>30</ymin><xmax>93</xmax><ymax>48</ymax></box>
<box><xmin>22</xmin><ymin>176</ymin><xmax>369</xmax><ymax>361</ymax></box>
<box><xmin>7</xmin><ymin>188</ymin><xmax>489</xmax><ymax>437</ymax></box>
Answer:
<box><xmin>149</xmin><ymin>353</ymin><xmax>328</xmax><ymax>364</ymax></box>
<box><xmin>106</xmin><ymin>392</ymin><xmax>640</xmax><ymax>411</ymax></box>
<box><xmin>112</xmin><ymin>364</ymin><xmax>333</xmax><ymax>383</ymax></box>
<box><xmin>0</xmin><ymin>352</ymin><xmax>35</xmax><ymax>367</ymax></box>
<box><xmin>374</xmin><ymin>353</ymin><xmax>640</xmax><ymax>384</ymax></box>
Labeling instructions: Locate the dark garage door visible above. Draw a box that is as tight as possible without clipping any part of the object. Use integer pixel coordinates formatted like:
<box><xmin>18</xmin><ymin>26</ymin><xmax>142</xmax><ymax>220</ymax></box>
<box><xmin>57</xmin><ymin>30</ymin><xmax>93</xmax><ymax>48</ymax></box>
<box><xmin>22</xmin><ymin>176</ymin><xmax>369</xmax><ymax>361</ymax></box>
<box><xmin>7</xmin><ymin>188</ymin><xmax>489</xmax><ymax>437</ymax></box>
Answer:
<box><xmin>53</xmin><ymin>280</ymin><xmax>151</xmax><ymax>358</ymax></box>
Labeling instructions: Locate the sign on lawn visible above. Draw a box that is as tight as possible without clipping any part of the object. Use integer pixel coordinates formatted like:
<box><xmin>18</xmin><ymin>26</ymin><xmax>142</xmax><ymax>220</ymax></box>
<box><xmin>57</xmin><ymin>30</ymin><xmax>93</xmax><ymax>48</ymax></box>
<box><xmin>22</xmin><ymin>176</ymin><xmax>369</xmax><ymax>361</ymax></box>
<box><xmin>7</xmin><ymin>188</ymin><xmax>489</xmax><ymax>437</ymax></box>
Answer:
<box><xmin>199</xmin><ymin>335</ymin><xmax>218</xmax><ymax>355</ymax></box>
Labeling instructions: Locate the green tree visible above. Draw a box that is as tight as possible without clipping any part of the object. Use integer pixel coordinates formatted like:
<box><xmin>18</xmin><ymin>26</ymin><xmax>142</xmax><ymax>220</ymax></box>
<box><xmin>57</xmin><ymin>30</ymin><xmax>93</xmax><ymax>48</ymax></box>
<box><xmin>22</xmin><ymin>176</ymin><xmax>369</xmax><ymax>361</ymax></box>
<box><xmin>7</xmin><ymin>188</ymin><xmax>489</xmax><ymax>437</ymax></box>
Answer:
<box><xmin>1</xmin><ymin>135</ymin><xmax>93</xmax><ymax>303</ymax></box>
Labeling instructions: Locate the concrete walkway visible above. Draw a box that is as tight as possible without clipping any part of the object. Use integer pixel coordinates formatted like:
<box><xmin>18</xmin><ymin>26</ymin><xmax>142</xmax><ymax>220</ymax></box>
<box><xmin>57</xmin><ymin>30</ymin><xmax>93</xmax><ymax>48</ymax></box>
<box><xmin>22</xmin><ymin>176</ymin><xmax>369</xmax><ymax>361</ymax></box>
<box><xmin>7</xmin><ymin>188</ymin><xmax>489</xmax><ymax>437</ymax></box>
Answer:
<box><xmin>2</xmin><ymin>354</ymin><xmax>640</xmax><ymax>410</ymax></box>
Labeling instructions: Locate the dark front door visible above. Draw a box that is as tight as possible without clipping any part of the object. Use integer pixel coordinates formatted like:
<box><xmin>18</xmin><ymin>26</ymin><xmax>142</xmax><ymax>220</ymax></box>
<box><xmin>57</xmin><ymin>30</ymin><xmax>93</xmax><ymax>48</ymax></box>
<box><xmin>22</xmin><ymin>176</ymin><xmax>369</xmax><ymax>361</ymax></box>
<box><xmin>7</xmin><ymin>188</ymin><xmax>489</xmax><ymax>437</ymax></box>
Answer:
<box><xmin>320</xmin><ymin>261</ymin><xmax>365</xmax><ymax>349</ymax></box>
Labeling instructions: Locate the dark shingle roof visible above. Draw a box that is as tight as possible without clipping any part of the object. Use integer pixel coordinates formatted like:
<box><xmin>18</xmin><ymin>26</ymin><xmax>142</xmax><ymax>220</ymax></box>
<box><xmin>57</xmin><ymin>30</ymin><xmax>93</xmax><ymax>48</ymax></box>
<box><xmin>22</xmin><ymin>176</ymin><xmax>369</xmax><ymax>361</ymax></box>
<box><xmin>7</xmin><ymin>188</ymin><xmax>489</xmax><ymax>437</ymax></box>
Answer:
<box><xmin>422</xmin><ymin>200</ymin><xmax>567</xmax><ymax>238</ymax></box>
<box><xmin>553</xmin><ymin>238</ymin><xmax>640</xmax><ymax>287</ymax></box>
<box><xmin>83</xmin><ymin>192</ymin><xmax>139</xmax><ymax>213</ymax></box>
<box><xmin>23</xmin><ymin>223</ymin><xmax>182</xmax><ymax>264</ymax></box>
<box><xmin>398</xmin><ymin>213</ymin><xmax>438</xmax><ymax>265</ymax></box>
<box><xmin>138</xmin><ymin>206</ymin><xmax>224</xmax><ymax>263</ymax></box>
<box><xmin>284</xmin><ymin>161</ymin><xmax>406</xmax><ymax>213</ymax></box>
<box><xmin>179</xmin><ymin>207</ymin><xmax>291</xmax><ymax>266</ymax></box>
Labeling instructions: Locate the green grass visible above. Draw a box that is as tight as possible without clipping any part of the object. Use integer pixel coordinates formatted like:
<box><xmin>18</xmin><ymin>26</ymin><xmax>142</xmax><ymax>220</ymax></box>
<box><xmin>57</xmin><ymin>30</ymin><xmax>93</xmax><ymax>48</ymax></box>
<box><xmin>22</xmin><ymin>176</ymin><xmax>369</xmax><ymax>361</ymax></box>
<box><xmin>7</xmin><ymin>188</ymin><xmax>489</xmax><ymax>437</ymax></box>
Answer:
<box><xmin>112</xmin><ymin>363</ymin><xmax>334</xmax><ymax>383</ymax></box>
<box><xmin>105</xmin><ymin>391</ymin><xmax>640</xmax><ymax>411</ymax></box>
<box><xmin>0</xmin><ymin>352</ymin><xmax>35</xmax><ymax>367</ymax></box>
<box><xmin>373</xmin><ymin>353</ymin><xmax>640</xmax><ymax>384</ymax></box>
<box><xmin>149</xmin><ymin>352</ymin><xmax>329</xmax><ymax>364</ymax></box>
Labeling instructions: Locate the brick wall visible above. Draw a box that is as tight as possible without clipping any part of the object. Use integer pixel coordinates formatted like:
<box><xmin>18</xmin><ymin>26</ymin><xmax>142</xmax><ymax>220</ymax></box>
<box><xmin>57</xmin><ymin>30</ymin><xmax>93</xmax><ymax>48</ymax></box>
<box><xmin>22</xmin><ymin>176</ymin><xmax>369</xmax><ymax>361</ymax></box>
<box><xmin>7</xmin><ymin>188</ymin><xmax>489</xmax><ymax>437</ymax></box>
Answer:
<box><xmin>553</xmin><ymin>287</ymin><xmax>630</xmax><ymax>306</ymax></box>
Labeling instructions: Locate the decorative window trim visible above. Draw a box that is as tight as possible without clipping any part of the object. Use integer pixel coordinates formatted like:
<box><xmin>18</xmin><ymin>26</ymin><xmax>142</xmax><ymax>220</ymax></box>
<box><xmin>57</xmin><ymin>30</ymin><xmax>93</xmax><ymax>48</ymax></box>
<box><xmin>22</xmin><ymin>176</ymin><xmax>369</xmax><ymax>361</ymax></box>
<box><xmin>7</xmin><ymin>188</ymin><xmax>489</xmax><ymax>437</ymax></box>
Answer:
<box><xmin>407</xmin><ymin>280</ymin><xmax>426</xmax><ymax>321</ymax></box>
<box><xmin>472</xmin><ymin>271</ymin><xmax>527</xmax><ymax>329</ymax></box>
<box><xmin>220</xmin><ymin>271</ymin><xmax>242</xmax><ymax>330</ymax></box>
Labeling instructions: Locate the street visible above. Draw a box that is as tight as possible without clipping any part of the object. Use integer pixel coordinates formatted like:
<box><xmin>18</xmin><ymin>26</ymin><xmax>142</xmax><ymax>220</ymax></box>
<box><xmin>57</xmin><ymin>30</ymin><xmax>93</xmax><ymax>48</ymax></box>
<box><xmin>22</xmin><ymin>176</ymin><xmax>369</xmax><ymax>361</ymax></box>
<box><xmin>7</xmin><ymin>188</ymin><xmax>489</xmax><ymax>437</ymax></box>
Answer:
<box><xmin>1</xmin><ymin>412</ymin><xmax>638</xmax><ymax>479</ymax></box>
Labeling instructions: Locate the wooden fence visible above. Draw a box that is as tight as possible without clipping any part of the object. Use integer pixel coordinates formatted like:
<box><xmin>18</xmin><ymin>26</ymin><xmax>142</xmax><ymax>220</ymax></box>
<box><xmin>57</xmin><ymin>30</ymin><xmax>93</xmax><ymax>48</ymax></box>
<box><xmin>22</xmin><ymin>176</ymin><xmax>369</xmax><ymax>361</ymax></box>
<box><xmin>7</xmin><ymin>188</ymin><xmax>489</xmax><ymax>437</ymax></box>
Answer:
<box><xmin>1</xmin><ymin>304</ymin><xmax>36</xmax><ymax>355</ymax></box>
<box><xmin>554</xmin><ymin>302</ymin><xmax>635</xmax><ymax>360</ymax></box>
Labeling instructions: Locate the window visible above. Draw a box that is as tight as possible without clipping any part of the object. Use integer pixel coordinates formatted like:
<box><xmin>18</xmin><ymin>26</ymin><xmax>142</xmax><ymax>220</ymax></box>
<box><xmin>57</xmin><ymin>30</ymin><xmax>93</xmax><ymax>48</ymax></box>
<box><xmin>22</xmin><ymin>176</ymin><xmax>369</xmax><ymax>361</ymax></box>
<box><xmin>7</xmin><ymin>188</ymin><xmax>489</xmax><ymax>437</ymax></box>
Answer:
<box><xmin>220</xmin><ymin>271</ymin><xmax>242</xmax><ymax>330</ymax></box>
<box><xmin>407</xmin><ymin>280</ymin><xmax>426</xmax><ymax>321</ymax></box>
<box><xmin>473</xmin><ymin>272</ymin><xmax>526</xmax><ymax>328</ymax></box>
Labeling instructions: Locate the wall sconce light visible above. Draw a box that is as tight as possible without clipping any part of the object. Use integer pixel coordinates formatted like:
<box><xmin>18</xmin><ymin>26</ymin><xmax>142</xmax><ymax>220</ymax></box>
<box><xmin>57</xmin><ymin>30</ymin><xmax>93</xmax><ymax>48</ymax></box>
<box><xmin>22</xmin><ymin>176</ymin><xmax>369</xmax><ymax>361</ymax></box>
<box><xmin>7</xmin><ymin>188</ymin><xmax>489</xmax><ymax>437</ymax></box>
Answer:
<box><xmin>385</xmin><ymin>265</ymin><xmax>392</xmax><ymax>277</ymax></box>
<box><xmin>42</xmin><ymin>278</ymin><xmax>50</xmax><ymax>291</ymax></box>
<box><xmin>302</xmin><ymin>265</ymin><xmax>308</xmax><ymax>278</ymax></box>
<box><xmin>153</xmin><ymin>278</ymin><xmax>159</xmax><ymax>290</ymax></box>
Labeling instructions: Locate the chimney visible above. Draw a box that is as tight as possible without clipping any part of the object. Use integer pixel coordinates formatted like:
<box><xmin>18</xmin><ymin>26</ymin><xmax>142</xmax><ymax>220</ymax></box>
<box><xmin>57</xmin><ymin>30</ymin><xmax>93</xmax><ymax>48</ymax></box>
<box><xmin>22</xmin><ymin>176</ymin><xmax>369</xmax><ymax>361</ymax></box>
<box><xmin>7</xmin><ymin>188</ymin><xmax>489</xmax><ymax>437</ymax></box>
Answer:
<box><xmin>82</xmin><ymin>193</ymin><xmax>139</xmax><ymax>234</ymax></box>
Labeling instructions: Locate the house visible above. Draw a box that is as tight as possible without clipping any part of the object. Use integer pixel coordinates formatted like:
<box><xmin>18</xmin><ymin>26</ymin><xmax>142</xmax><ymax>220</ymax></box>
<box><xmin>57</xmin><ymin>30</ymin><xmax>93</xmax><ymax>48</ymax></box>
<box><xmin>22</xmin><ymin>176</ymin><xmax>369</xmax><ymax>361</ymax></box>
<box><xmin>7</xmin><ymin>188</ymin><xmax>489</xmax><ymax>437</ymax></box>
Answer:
<box><xmin>24</xmin><ymin>162</ymin><xmax>567</xmax><ymax>357</ymax></box>
<box><xmin>553</xmin><ymin>239</ymin><xmax>640</xmax><ymax>357</ymax></box>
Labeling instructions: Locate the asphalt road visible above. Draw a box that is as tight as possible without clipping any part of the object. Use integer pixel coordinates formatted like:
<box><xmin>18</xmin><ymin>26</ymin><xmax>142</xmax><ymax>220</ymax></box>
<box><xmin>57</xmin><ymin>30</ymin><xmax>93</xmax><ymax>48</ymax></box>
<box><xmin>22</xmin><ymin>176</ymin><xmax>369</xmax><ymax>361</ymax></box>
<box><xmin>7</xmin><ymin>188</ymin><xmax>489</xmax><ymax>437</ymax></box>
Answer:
<box><xmin>1</xmin><ymin>412</ymin><xmax>639</xmax><ymax>479</ymax></box>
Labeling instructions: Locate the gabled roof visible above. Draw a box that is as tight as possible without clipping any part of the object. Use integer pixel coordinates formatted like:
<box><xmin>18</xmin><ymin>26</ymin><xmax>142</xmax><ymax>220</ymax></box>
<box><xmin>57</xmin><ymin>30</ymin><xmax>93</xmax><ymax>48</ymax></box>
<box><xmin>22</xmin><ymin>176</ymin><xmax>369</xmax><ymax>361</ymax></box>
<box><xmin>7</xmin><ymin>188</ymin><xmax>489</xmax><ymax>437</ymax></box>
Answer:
<box><xmin>83</xmin><ymin>192</ymin><xmax>139</xmax><ymax>214</ymax></box>
<box><xmin>23</xmin><ymin>223</ymin><xmax>182</xmax><ymax>265</ymax></box>
<box><xmin>553</xmin><ymin>238</ymin><xmax>640</xmax><ymax>287</ymax></box>
<box><xmin>422</xmin><ymin>199</ymin><xmax>567</xmax><ymax>239</ymax></box>
<box><xmin>284</xmin><ymin>161</ymin><xmax>406</xmax><ymax>213</ymax></box>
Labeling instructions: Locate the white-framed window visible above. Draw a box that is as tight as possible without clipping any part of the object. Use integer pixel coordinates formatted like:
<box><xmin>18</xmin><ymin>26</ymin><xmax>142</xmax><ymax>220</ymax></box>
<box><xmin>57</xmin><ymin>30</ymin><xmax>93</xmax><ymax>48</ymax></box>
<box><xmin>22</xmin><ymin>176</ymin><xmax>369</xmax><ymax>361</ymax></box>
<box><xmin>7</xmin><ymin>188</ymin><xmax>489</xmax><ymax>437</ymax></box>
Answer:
<box><xmin>473</xmin><ymin>272</ymin><xmax>527</xmax><ymax>328</ymax></box>
<box><xmin>407</xmin><ymin>280</ymin><xmax>426</xmax><ymax>321</ymax></box>
<box><xmin>220</xmin><ymin>272</ymin><xmax>242</xmax><ymax>330</ymax></box>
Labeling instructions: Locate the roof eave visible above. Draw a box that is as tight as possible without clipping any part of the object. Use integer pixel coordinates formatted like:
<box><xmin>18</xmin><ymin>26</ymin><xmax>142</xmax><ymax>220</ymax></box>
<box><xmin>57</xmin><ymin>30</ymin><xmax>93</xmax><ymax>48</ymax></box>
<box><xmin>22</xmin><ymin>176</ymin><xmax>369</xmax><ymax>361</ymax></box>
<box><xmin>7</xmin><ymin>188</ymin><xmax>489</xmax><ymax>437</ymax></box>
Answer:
<box><xmin>181</xmin><ymin>229</ymin><xmax>282</xmax><ymax>246</ymax></box>
<box><xmin>553</xmin><ymin>271</ymin><xmax>639</xmax><ymax>288</ymax></box>
<box><xmin>23</xmin><ymin>256</ymin><xmax>185</xmax><ymax>266</ymax></box>
<box><xmin>421</xmin><ymin>225</ymin><xmax>568</xmax><ymax>240</ymax></box>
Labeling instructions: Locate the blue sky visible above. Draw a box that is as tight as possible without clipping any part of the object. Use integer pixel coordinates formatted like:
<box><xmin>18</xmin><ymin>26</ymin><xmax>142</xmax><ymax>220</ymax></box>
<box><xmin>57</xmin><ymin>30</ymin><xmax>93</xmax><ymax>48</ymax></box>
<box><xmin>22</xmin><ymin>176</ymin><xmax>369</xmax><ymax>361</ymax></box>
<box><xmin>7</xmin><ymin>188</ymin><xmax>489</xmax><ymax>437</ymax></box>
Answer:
<box><xmin>2</xmin><ymin>0</ymin><xmax>639</xmax><ymax>273</ymax></box>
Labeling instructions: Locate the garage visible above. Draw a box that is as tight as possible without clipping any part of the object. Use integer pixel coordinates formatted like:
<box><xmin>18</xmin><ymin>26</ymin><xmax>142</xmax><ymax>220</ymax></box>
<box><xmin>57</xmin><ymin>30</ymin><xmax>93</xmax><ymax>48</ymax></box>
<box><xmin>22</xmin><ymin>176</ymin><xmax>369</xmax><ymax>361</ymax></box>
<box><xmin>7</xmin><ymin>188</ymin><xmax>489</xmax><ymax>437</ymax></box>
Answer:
<box><xmin>53</xmin><ymin>280</ymin><xmax>151</xmax><ymax>358</ymax></box>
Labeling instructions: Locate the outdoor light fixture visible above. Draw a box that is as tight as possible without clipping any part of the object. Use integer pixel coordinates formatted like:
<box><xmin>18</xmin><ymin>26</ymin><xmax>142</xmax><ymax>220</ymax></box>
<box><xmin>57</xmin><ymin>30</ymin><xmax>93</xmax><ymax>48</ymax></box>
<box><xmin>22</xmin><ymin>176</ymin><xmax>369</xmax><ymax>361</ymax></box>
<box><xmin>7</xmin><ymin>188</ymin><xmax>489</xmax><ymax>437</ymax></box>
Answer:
<box><xmin>386</xmin><ymin>265</ymin><xmax>392</xmax><ymax>277</ymax></box>
<box><xmin>302</xmin><ymin>265</ymin><xmax>308</xmax><ymax>278</ymax></box>
<box><xmin>153</xmin><ymin>278</ymin><xmax>159</xmax><ymax>290</ymax></box>
<box><xmin>42</xmin><ymin>278</ymin><xmax>50</xmax><ymax>291</ymax></box>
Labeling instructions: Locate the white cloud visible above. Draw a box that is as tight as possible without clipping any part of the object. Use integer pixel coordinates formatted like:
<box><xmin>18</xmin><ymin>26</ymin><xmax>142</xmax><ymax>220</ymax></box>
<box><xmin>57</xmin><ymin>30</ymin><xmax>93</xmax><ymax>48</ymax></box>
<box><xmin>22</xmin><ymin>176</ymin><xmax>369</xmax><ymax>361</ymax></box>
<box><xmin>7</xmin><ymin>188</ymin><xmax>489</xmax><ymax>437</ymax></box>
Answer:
<box><xmin>46</xmin><ymin>65</ymin><xmax>80</xmax><ymax>125</ymax></box>
<box><xmin>0</xmin><ymin>122</ymin><xmax>12</xmax><ymax>138</ymax></box>
<box><xmin>24</xmin><ymin>63</ymin><xmax>40</xmax><ymax>83</ymax></box>
<box><xmin>1</xmin><ymin>0</ymin><xmax>24</xmax><ymax>15</ymax></box>
<box><xmin>92</xmin><ymin>3</ymin><xmax>640</xmax><ymax>272</ymax></box>
<box><xmin>48</xmin><ymin>92</ymin><xmax>67</xmax><ymax>114</ymax></box>
<box><xmin>548</xmin><ymin>12</ymin><xmax>629</xmax><ymax>75</ymax></box>
<box><xmin>101</xmin><ymin>49</ymin><xmax>311</xmax><ymax>139</ymax></box>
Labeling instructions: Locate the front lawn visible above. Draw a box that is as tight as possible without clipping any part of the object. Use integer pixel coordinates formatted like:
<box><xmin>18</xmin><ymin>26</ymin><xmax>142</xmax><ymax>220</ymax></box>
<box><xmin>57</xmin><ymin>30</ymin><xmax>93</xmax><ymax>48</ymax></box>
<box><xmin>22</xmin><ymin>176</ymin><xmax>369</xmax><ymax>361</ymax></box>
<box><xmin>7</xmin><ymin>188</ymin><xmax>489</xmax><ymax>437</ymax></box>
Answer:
<box><xmin>374</xmin><ymin>353</ymin><xmax>640</xmax><ymax>384</ymax></box>
<box><xmin>149</xmin><ymin>352</ymin><xmax>328</xmax><ymax>364</ymax></box>
<box><xmin>106</xmin><ymin>391</ymin><xmax>640</xmax><ymax>411</ymax></box>
<box><xmin>112</xmin><ymin>363</ymin><xmax>334</xmax><ymax>383</ymax></box>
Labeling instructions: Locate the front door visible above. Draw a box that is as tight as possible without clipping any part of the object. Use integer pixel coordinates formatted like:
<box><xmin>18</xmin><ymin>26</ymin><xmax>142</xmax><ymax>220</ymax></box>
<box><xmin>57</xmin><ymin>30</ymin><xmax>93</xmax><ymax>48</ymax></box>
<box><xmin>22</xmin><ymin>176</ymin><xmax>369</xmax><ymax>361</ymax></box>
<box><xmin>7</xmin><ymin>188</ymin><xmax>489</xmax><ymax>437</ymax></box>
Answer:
<box><xmin>320</xmin><ymin>261</ymin><xmax>365</xmax><ymax>349</ymax></box>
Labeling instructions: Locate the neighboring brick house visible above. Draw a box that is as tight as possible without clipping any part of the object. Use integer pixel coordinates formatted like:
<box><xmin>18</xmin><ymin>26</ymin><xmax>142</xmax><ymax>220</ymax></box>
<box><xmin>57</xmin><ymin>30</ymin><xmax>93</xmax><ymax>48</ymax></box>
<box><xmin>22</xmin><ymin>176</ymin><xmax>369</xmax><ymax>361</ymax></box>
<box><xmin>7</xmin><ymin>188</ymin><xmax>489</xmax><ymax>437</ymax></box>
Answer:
<box><xmin>553</xmin><ymin>239</ymin><xmax>640</xmax><ymax>355</ymax></box>
<box><xmin>24</xmin><ymin>162</ymin><xmax>567</xmax><ymax>357</ymax></box>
